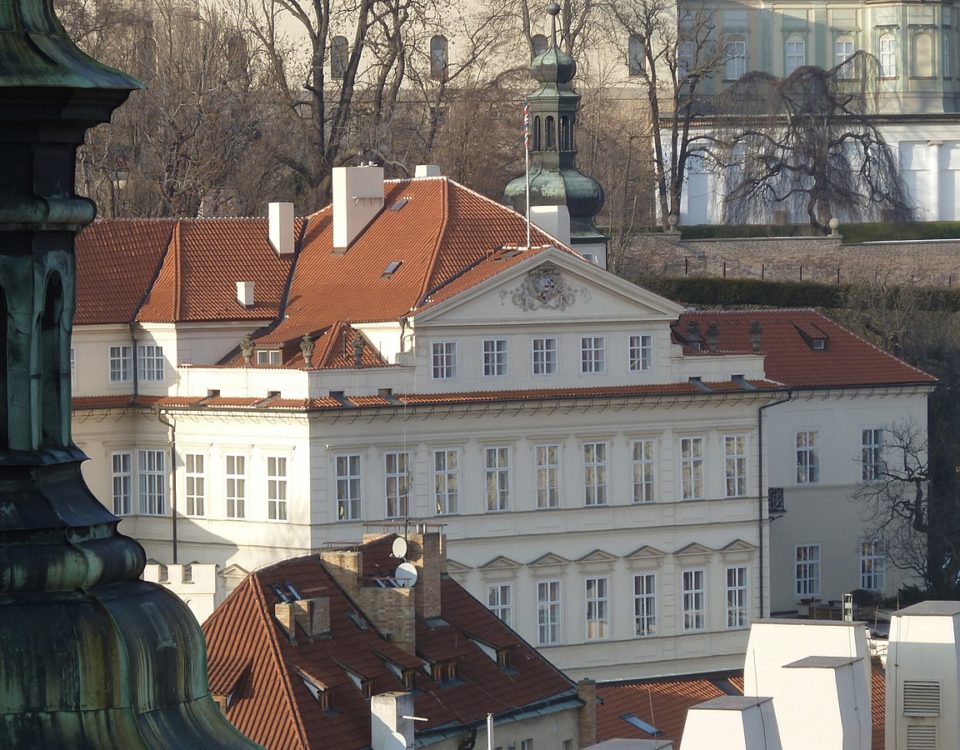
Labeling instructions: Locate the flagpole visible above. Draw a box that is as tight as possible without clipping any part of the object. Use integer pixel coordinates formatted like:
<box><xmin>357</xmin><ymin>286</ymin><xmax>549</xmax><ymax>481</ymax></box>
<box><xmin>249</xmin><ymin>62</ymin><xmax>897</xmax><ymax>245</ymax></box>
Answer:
<box><xmin>524</xmin><ymin>101</ymin><xmax>532</xmax><ymax>250</ymax></box>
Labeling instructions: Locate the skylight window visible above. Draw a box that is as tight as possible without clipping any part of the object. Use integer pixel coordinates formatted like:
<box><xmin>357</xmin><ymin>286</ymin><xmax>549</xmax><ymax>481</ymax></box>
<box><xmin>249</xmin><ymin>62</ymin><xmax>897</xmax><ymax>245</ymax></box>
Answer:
<box><xmin>621</xmin><ymin>713</ymin><xmax>661</xmax><ymax>736</ymax></box>
<box><xmin>389</xmin><ymin>197</ymin><xmax>410</xmax><ymax>211</ymax></box>
<box><xmin>383</xmin><ymin>260</ymin><xmax>402</xmax><ymax>277</ymax></box>
<box><xmin>348</xmin><ymin>611</ymin><xmax>369</xmax><ymax>631</ymax></box>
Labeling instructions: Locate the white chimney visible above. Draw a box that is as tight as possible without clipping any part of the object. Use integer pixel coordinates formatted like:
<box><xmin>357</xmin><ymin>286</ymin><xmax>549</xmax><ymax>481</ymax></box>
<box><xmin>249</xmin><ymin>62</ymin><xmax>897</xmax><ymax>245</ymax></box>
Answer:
<box><xmin>414</xmin><ymin>164</ymin><xmax>441</xmax><ymax>178</ymax></box>
<box><xmin>680</xmin><ymin>696</ymin><xmax>781</xmax><ymax>750</ymax></box>
<box><xmin>268</xmin><ymin>202</ymin><xmax>295</xmax><ymax>256</ymax></box>
<box><xmin>886</xmin><ymin>601</ymin><xmax>960</xmax><ymax>750</ymax></box>
<box><xmin>530</xmin><ymin>204</ymin><xmax>571</xmax><ymax>247</ymax></box>
<box><xmin>333</xmin><ymin>166</ymin><xmax>384</xmax><ymax>252</ymax></box>
<box><xmin>371</xmin><ymin>692</ymin><xmax>415</xmax><ymax>750</ymax></box>
<box><xmin>236</xmin><ymin>281</ymin><xmax>255</xmax><ymax>307</ymax></box>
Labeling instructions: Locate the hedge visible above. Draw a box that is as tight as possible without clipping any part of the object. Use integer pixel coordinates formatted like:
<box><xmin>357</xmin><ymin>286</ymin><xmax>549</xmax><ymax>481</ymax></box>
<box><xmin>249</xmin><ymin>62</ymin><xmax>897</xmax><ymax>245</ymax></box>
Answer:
<box><xmin>674</xmin><ymin>221</ymin><xmax>960</xmax><ymax>244</ymax></box>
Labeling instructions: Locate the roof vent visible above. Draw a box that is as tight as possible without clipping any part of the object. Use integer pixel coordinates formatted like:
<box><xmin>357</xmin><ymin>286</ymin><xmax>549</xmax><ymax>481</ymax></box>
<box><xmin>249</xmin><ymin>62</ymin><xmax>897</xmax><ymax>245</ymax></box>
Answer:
<box><xmin>415</xmin><ymin>164</ymin><xmax>441</xmax><ymax>177</ymax></box>
<box><xmin>236</xmin><ymin>281</ymin><xmax>255</xmax><ymax>307</ymax></box>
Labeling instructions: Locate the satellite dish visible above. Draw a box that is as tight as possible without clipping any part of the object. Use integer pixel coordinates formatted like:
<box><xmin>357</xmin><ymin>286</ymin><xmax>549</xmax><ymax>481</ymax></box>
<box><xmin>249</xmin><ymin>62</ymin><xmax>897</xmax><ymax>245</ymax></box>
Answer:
<box><xmin>405</xmin><ymin>540</ymin><xmax>423</xmax><ymax>562</ymax></box>
<box><xmin>392</xmin><ymin>536</ymin><xmax>408</xmax><ymax>559</ymax></box>
<box><xmin>395</xmin><ymin>562</ymin><xmax>419</xmax><ymax>588</ymax></box>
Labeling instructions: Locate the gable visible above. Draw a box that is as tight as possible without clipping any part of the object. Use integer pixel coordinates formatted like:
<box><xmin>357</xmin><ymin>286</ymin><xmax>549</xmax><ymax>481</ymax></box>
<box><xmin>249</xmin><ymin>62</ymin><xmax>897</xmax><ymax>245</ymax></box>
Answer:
<box><xmin>577</xmin><ymin>549</ymin><xmax>619</xmax><ymax>564</ymax></box>
<box><xmin>479</xmin><ymin>555</ymin><xmax>523</xmax><ymax>571</ymax></box>
<box><xmin>625</xmin><ymin>545</ymin><xmax>668</xmax><ymax>560</ymax></box>
<box><xmin>528</xmin><ymin>552</ymin><xmax>572</xmax><ymax>568</ymax></box>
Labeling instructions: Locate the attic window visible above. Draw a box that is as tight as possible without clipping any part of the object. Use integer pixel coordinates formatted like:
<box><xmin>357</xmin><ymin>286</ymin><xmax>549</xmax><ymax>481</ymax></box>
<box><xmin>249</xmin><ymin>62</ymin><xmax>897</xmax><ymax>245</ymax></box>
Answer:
<box><xmin>257</xmin><ymin>349</ymin><xmax>281</xmax><ymax>366</ymax></box>
<box><xmin>296</xmin><ymin>670</ymin><xmax>331</xmax><ymax>710</ymax></box>
<box><xmin>389</xmin><ymin>197</ymin><xmax>411</xmax><ymax>211</ymax></box>
<box><xmin>402</xmin><ymin>668</ymin><xmax>417</xmax><ymax>690</ymax></box>
<box><xmin>497</xmin><ymin>648</ymin><xmax>511</xmax><ymax>669</ymax></box>
<box><xmin>383</xmin><ymin>260</ymin><xmax>402</xmax><ymax>277</ymax></box>
<box><xmin>271</xmin><ymin>581</ymin><xmax>302</xmax><ymax>603</ymax></box>
<box><xmin>811</xmin><ymin>337</ymin><xmax>826</xmax><ymax>350</ymax></box>
<box><xmin>348</xmin><ymin>611</ymin><xmax>370</xmax><ymax>631</ymax></box>
<box><xmin>621</xmin><ymin>713</ymin><xmax>661</xmax><ymax>737</ymax></box>
<box><xmin>430</xmin><ymin>659</ymin><xmax>460</xmax><ymax>684</ymax></box>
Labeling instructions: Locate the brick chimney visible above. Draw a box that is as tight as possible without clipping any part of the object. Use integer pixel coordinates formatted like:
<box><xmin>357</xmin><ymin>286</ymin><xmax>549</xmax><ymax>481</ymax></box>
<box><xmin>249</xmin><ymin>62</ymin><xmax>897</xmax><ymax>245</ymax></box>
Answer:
<box><xmin>577</xmin><ymin>678</ymin><xmax>598</xmax><ymax>747</ymax></box>
<box><xmin>294</xmin><ymin>597</ymin><xmax>331</xmax><ymax>638</ymax></box>
<box><xmin>409</xmin><ymin>530</ymin><xmax>443</xmax><ymax>620</ymax></box>
<box><xmin>275</xmin><ymin>601</ymin><xmax>296</xmax><ymax>640</ymax></box>
<box><xmin>333</xmin><ymin>165</ymin><xmax>384</xmax><ymax>252</ymax></box>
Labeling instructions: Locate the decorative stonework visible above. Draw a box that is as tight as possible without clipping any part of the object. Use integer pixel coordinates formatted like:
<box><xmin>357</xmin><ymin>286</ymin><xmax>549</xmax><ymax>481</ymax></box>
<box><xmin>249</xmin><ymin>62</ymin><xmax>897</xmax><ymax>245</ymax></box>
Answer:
<box><xmin>503</xmin><ymin>263</ymin><xmax>578</xmax><ymax>311</ymax></box>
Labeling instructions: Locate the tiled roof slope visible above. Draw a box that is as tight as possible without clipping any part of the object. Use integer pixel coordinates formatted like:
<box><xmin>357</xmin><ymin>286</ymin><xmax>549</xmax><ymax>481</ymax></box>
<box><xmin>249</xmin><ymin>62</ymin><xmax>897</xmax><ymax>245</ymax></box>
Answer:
<box><xmin>676</xmin><ymin>310</ymin><xmax>936</xmax><ymax>388</ymax></box>
<box><xmin>596</xmin><ymin>664</ymin><xmax>886</xmax><ymax>750</ymax></box>
<box><xmin>75</xmin><ymin>219</ymin><xmax>175</xmax><ymax>324</ymax></box>
<box><xmin>203</xmin><ymin>537</ymin><xmax>575</xmax><ymax>750</ymax></box>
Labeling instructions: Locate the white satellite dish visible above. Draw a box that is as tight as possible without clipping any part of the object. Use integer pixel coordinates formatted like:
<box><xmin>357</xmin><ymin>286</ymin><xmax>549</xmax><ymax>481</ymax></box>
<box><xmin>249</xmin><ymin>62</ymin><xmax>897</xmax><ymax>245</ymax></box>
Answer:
<box><xmin>395</xmin><ymin>562</ymin><xmax>419</xmax><ymax>588</ymax></box>
<box><xmin>392</xmin><ymin>536</ymin><xmax>408</xmax><ymax>559</ymax></box>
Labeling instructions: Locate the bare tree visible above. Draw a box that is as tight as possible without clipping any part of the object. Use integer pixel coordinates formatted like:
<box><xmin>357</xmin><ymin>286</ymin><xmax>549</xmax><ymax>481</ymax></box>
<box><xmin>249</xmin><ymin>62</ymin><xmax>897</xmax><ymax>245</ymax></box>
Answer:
<box><xmin>711</xmin><ymin>53</ymin><xmax>913</xmax><ymax>230</ymax></box>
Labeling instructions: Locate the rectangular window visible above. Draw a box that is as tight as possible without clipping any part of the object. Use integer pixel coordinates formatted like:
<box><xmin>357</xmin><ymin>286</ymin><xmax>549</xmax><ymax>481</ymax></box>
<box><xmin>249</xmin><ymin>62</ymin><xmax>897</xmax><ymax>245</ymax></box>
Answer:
<box><xmin>184</xmin><ymin>453</ymin><xmax>205</xmax><ymax>517</ymax></box>
<box><xmin>521</xmin><ymin>741</ymin><xmax>533</xmax><ymax>750</ymax></box>
<box><xmin>682</xmin><ymin>569</ymin><xmax>706</xmax><ymax>632</ymax></box>
<box><xmin>726</xmin><ymin>566</ymin><xmax>749</xmax><ymax>629</ymax></box>
<box><xmin>225</xmin><ymin>455</ymin><xmax>246</xmax><ymax>519</ymax></box>
<box><xmin>487</xmin><ymin>583</ymin><xmax>512</xmax><ymax>626</ymax></box>
<box><xmin>109</xmin><ymin>345</ymin><xmax>132</xmax><ymax>383</ymax></box>
<box><xmin>137</xmin><ymin>344</ymin><xmax>164</xmax><ymax>382</ymax></box>
<box><xmin>535</xmin><ymin>444</ymin><xmax>560</xmax><ymax>509</ymax></box>
<box><xmin>879</xmin><ymin>34</ymin><xmax>897</xmax><ymax>78</ymax></box>
<box><xmin>680</xmin><ymin>437</ymin><xmax>705</xmax><ymax>500</ymax></box>
<box><xmin>725</xmin><ymin>37</ymin><xmax>746</xmax><ymax>80</ymax></box>
<box><xmin>786</xmin><ymin>37</ymin><xmax>806</xmax><ymax>74</ymax></box>
<box><xmin>532</xmin><ymin>337</ymin><xmax>558</xmax><ymax>375</ymax></box>
<box><xmin>835</xmin><ymin>37</ymin><xmax>855</xmax><ymax>77</ymax></box>
<box><xmin>267</xmin><ymin>456</ymin><xmax>288</xmax><ymax>521</ymax></box>
<box><xmin>537</xmin><ymin>580</ymin><xmax>561</xmax><ymax>645</ymax></box>
<box><xmin>724</xmin><ymin>434</ymin><xmax>748</xmax><ymax>497</ymax></box>
<box><xmin>111</xmin><ymin>452</ymin><xmax>132</xmax><ymax>516</ymax></box>
<box><xmin>860</xmin><ymin>541</ymin><xmax>886</xmax><ymax>591</ymax></box>
<box><xmin>256</xmin><ymin>349</ymin><xmax>281</xmax><ymax>366</ymax></box>
<box><xmin>580</xmin><ymin>336</ymin><xmax>605</xmax><ymax>373</ymax></box>
<box><xmin>485</xmin><ymin>447</ymin><xmax>510</xmax><ymax>511</ymax></box>
<box><xmin>862</xmin><ymin>428</ymin><xmax>884</xmax><ymax>482</ymax></box>
<box><xmin>431</xmin><ymin>341</ymin><xmax>457</xmax><ymax>379</ymax></box>
<box><xmin>385</xmin><ymin>451</ymin><xmax>410</xmax><ymax>519</ymax></box>
<box><xmin>795</xmin><ymin>544</ymin><xmax>821</xmax><ymax>598</ymax></box>
<box><xmin>583</xmin><ymin>441</ymin><xmax>608</xmax><ymax>505</ymax></box>
<box><xmin>629</xmin><ymin>334</ymin><xmax>653</xmax><ymax>371</ymax></box>
<box><xmin>634</xmin><ymin>573</ymin><xmax>657</xmax><ymax>636</ymax></box>
<box><xmin>482</xmin><ymin>338</ymin><xmax>508</xmax><ymax>377</ymax></box>
<box><xmin>585</xmin><ymin>576</ymin><xmax>610</xmax><ymax>640</ymax></box>
<box><xmin>632</xmin><ymin>439</ymin><xmax>655</xmax><ymax>503</ymax></box>
<box><xmin>137</xmin><ymin>449</ymin><xmax>165</xmax><ymax>515</ymax></box>
<box><xmin>796</xmin><ymin>431</ymin><xmax>820</xmax><ymax>484</ymax></box>
<box><xmin>434</xmin><ymin>449</ymin><xmax>459</xmax><ymax>515</ymax></box>
<box><xmin>336</xmin><ymin>454</ymin><xmax>362</xmax><ymax>521</ymax></box>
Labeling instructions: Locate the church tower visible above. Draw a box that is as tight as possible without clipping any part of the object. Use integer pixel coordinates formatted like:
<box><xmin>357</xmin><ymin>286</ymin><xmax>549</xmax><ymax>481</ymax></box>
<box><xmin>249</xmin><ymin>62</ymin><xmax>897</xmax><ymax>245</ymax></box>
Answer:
<box><xmin>502</xmin><ymin>2</ymin><xmax>608</xmax><ymax>267</ymax></box>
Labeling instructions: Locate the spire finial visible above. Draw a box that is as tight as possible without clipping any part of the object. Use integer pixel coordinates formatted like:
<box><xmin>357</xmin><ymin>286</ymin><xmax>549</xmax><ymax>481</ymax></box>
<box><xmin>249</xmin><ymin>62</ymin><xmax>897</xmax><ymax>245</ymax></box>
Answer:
<box><xmin>547</xmin><ymin>2</ymin><xmax>561</xmax><ymax>49</ymax></box>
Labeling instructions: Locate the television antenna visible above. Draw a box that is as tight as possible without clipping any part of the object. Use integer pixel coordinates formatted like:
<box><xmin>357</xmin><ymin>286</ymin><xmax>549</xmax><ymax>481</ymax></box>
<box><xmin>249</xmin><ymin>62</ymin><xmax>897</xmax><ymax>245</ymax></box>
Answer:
<box><xmin>395</xmin><ymin>562</ymin><xmax>418</xmax><ymax>588</ymax></box>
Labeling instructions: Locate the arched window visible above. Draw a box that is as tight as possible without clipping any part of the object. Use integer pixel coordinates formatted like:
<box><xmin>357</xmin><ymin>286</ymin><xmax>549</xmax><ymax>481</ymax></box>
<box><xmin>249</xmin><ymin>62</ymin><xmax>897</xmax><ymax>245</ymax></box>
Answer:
<box><xmin>0</xmin><ymin>285</ymin><xmax>6</xmax><ymax>450</ymax></box>
<box><xmin>40</xmin><ymin>273</ymin><xmax>64</xmax><ymax>448</ymax></box>
<box><xmin>533</xmin><ymin>115</ymin><xmax>542</xmax><ymax>150</ymax></box>
<box><xmin>913</xmin><ymin>33</ymin><xmax>933</xmax><ymax>77</ymax></box>
<box><xmin>628</xmin><ymin>35</ymin><xmax>644</xmax><ymax>75</ymax></box>
<box><xmin>559</xmin><ymin>116</ymin><xmax>571</xmax><ymax>150</ymax></box>
<box><xmin>725</xmin><ymin>35</ymin><xmax>746</xmax><ymax>80</ymax></box>
<box><xmin>532</xmin><ymin>34</ymin><xmax>548</xmax><ymax>57</ymax></box>
<box><xmin>879</xmin><ymin>34</ymin><xmax>897</xmax><ymax>77</ymax></box>
<box><xmin>331</xmin><ymin>35</ymin><xmax>349</xmax><ymax>80</ymax></box>
<box><xmin>545</xmin><ymin>115</ymin><xmax>555</xmax><ymax>149</ymax></box>
<box><xmin>785</xmin><ymin>35</ymin><xmax>805</xmax><ymax>75</ymax></box>
<box><xmin>430</xmin><ymin>35</ymin><xmax>448</xmax><ymax>80</ymax></box>
<box><xmin>834</xmin><ymin>35</ymin><xmax>855</xmax><ymax>78</ymax></box>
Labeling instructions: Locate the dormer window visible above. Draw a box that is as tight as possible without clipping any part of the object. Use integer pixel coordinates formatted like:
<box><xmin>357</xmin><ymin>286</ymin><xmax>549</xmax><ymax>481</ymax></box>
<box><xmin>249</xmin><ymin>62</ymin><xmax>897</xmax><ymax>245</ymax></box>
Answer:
<box><xmin>430</xmin><ymin>659</ymin><xmax>460</xmax><ymax>684</ymax></box>
<box><xmin>811</xmin><ymin>338</ymin><xmax>826</xmax><ymax>351</ymax></box>
<box><xmin>257</xmin><ymin>349</ymin><xmax>281</xmax><ymax>366</ymax></box>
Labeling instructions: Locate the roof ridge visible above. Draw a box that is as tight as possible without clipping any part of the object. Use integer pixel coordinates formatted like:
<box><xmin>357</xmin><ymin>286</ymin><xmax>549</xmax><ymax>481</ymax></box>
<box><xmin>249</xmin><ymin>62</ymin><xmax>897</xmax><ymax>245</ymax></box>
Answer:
<box><xmin>315</xmin><ymin>322</ymin><xmax>347</xmax><ymax>369</ymax></box>
<box><xmin>131</xmin><ymin>221</ymin><xmax>177</xmax><ymax>324</ymax></box>
<box><xmin>415</xmin><ymin>177</ymin><xmax>452</xmax><ymax>306</ymax></box>
<box><xmin>171</xmin><ymin>221</ymin><xmax>184</xmax><ymax>321</ymax></box>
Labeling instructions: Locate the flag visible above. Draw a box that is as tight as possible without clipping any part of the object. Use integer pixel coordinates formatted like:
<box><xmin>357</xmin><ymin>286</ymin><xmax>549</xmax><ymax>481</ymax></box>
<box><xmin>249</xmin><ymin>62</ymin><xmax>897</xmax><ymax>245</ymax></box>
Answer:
<box><xmin>523</xmin><ymin>101</ymin><xmax>531</xmax><ymax>151</ymax></box>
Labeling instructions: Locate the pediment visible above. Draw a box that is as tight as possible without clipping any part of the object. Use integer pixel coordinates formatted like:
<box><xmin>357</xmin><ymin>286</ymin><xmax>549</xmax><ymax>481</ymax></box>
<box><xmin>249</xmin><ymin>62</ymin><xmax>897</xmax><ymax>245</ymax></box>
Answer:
<box><xmin>221</xmin><ymin>563</ymin><xmax>250</xmax><ymax>581</ymax></box>
<box><xmin>577</xmin><ymin>549</ymin><xmax>619</xmax><ymax>564</ymax></box>
<box><xmin>445</xmin><ymin>558</ymin><xmax>472</xmax><ymax>574</ymax></box>
<box><xmin>479</xmin><ymin>555</ymin><xmax>522</xmax><ymax>571</ymax></box>
<box><xmin>625</xmin><ymin>545</ymin><xmax>667</xmax><ymax>560</ymax></box>
<box><xmin>528</xmin><ymin>552</ymin><xmax>572</xmax><ymax>568</ymax></box>
<box><xmin>721</xmin><ymin>539</ymin><xmax>758</xmax><ymax>554</ymax></box>
<box><xmin>674</xmin><ymin>542</ymin><xmax>715</xmax><ymax>557</ymax></box>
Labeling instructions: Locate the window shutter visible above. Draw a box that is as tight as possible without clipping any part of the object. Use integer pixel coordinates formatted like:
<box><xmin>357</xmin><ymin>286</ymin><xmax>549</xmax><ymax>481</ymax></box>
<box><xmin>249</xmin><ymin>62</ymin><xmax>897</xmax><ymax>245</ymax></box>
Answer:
<box><xmin>903</xmin><ymin>680</ymin><xmax>940</xmax><ymax>716</ymax></box>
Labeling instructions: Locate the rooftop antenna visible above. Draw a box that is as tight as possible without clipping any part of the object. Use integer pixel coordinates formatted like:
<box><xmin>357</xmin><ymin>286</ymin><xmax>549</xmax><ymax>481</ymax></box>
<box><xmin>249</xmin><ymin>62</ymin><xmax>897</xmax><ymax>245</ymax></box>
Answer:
<box><xmin>395</xmin><ymin>562</ymin><xmax>419</xmax><ymax>588</ymax></box>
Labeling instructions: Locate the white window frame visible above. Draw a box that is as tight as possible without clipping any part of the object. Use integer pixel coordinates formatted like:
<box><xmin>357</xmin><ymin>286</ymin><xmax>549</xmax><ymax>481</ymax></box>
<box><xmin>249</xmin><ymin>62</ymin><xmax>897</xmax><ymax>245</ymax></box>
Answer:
<box><xmin>725</xmin><ymin>566</ymin><xmax>749</xmax><ymax>629</ymax></box>
<box><xmin>109</xmin><ymin>345</ymin><xmax>132</xmax><ymax>383</ymax></box>
<box><xmin>336</xmin><ymin>454</ymin><xmax>362</xmax><ymax>521</ymax></box>
<box><xmin>861</xmin><ymin>428</ymin><xmax>884</xmax><ymax>482</ymax></box>
<box><xmin>433</xmin><ymin>448</ymin><xmax>459</xmax><ymax>515</ymax></box>
<box><xmin>879</xmin><ymin>33</ymin><xmax>897</xmax><ymax>78</ymax></box>
<box><xmin>485</xmin><ymin>446</ymin><xmax>510</xmax><ymax>512</ymax></box>
<box><xmin>267</xmin><ymin>456</ymin><xmax>288</xmax><ymax>521</ymax></box>
<box><xmin>384</xmin><ymin>450</ymin><xmax>411</xmax><ymax>519</ymax></box>
<box><xmin>532</xmin><ymin>337</ymin><xmax>558</xmax><ymax>375</ymax></box>
<box><xmin>482</xmin><ymin>338</ymin><xmax>508</xmax><ymax>377</ymax></box>
<box><xmin>725</xmin><ymin>36</ymin><xmax>746</xmax><ymax>80</ymax></box>
<box><xmin>796</xmin><ymin>430</ymin><xmax>820</xmax><ymax>484</ymax></box>
<box><xmin>137</xmin><ymin>344</ymin><xmax>164</xmax><ymax>382</ymax></box>
<box><xmin>786</xmin><ymin>35</ymin><xmax>806</xmax><ymax>74</ymax></box>
<box><xmin>580</xmin><ymin>336</ymin><xmax>605</xmax><ymax>374</ymax></box>
<box><xmin>835</xmin><ymin>36</ymin><xmax>855</xmax><ymax>77</ymax></box>
<box><xmin>860</xmin><ymin>540</ymin><xmax>886</xmax><ymax>592</ymax></box>
<box><xmin>680</xmin><ymin>437</ymin><xmax>705</xmax><ymax>500</ymax></box>
<box><xmin>585</xmin><ymin>576</ymin><xmax>610</xmax><ymax>640</ymax></box>
<box><xmin>629</xmin><ymin>334</ymin><xmax>653</xmax><ymax>372</ymax></box>
<box><xmin>431</xmin><ymin>341</ymin><xmax>457</xmax><ymax>379</ymax></box>
<box><xmin>724</xmin><ymin>434</ymin><xmax>748</xmax><ymax>498</ymax></box>
<box><xmin>795</xmin><ymin>543</ymin><xmax>821</xmax><ymax>598</ymax></box>
<box><xmin>537</xmin><ymin>579</ymin><xmax>561</xmax><ymax>645</ymax></box>
<box><xmin>225</xmin><ymin>454</ymin><xmax>246</xmax><ymax>519</ymax></box>
<box><xmin>137</xmin><ymin>449</ymin><xmax>165</xmax><ymax>516</ymax></box>
<box><xmin>487</xmin><ymin>583</ymin><xmax>512</xmax><ymax>626</ymax></box>
<box><xmin>682</xmin><ymin>569</ymin><xmax>706</xmax><ymax>632</ymax></box>
<box><xmin>583</xmin><ymin>441</ymin><xmax>608</xmax><ymax>506</ymax></box>
<box><xmin>632</xmin><ymin>439</ymin><xmax>656</xmax><ymax>503</ymax></box>
<box><xmin>184</xmin><ymin>453</ymin><xmax>205</xmax><ymax>517</ymax></box>
<box><xmin>111</xmin><ymin>451</ymin><xmax>132</xmax><ymax>516</ymax></box>
<box><xmin>535</xmin><ymin>443</ymin><xmax>560</xmax><ymax>509</ymax></box>
<box><xmin>634</xmin><ymin>573</ymin><xmax>657</xmax><ymax>637</ymax></box>
<box><xmin>256</xmin><ymin>349</ymin><xmax>281</xmax><ymax>366</ymax></box>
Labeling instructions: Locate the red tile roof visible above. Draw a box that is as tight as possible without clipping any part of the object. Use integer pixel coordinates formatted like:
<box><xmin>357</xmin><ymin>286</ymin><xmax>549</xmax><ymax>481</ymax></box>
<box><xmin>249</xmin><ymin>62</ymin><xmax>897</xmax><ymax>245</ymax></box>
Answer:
<box><xmin>203</xmin><ymin>536</ymin><xmax>576</xmax><ymax>750</ymax></box>
<box><xmin>676</xmin><ymin>310</ymin><xmax>936</xmax><ymax>388</ymax></box>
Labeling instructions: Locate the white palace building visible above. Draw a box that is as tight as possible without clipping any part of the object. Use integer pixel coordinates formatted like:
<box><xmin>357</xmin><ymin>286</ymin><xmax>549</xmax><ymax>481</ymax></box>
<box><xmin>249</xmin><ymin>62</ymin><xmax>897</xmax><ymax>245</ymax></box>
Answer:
<box><xmin>71</xmin><ymin>166</ymin><xmax>934</xmax><ymax>680</ymax></box>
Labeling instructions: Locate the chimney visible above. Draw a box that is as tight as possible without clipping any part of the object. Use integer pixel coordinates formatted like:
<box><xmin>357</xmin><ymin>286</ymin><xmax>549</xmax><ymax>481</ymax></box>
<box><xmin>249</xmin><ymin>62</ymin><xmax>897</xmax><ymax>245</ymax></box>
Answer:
<box><xmin>371</xmin><ymin>692</ymin><xmax>415</xmax><ymax>750</ymax></box>
<box><xmin>275</xmin><ymin>602</ymin><xmax>296</xmax><ymax>640</ymax></box>
<box><xmin>530</xmin><ymin>205</ymin><xmax>571</xmax><ymax>246</ymax></box>
<box><xmin>681</xmin><ymin>697</ymin><xmax>781</xmax><ymax>750</ymax></box>
<box><xmin>236</xmin><ymin>281</ymin><xmax>255</xmax><ymax>307</ymax></box>
<box><xmin>414</xmin><ymin>164</ymin><xmax>441</xmax><ymax>177</ymax></box>
<box><xmin>410</xmin><ymin>530</ymin><xmax>443</xmax><ymax>619</ymax></box>
<box><xmin>333</xmin><ymin>165</ymin><xmax>384</xmax><ymax>252</ymax></box>
<box><xmin>750</xmin><ymin>320</ymin><xmax>762</xmax><ymax>352</ymax></box>
<box><xmin>706</xmin><ymin>321</ymin><xmax>719</xmax><ymax>352</ymax></box>
<box><xmin>686</xmin><ymin>320</ymin><xmax>702</xmax><ymax>351</ymax></box>
<box><xmin>294</xmin><ymin>597</ymin><xmax>331</xmax><ymax>638</ymax></box>
<box><xmin>268</xmin><ymin>201</ymin><xmax>294</xmax><ymax>256</ymax></box>
<box><xmin>577</xmin><ymin>679</ymin><xmax>598</xmax><ymax>748</ymax></box>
